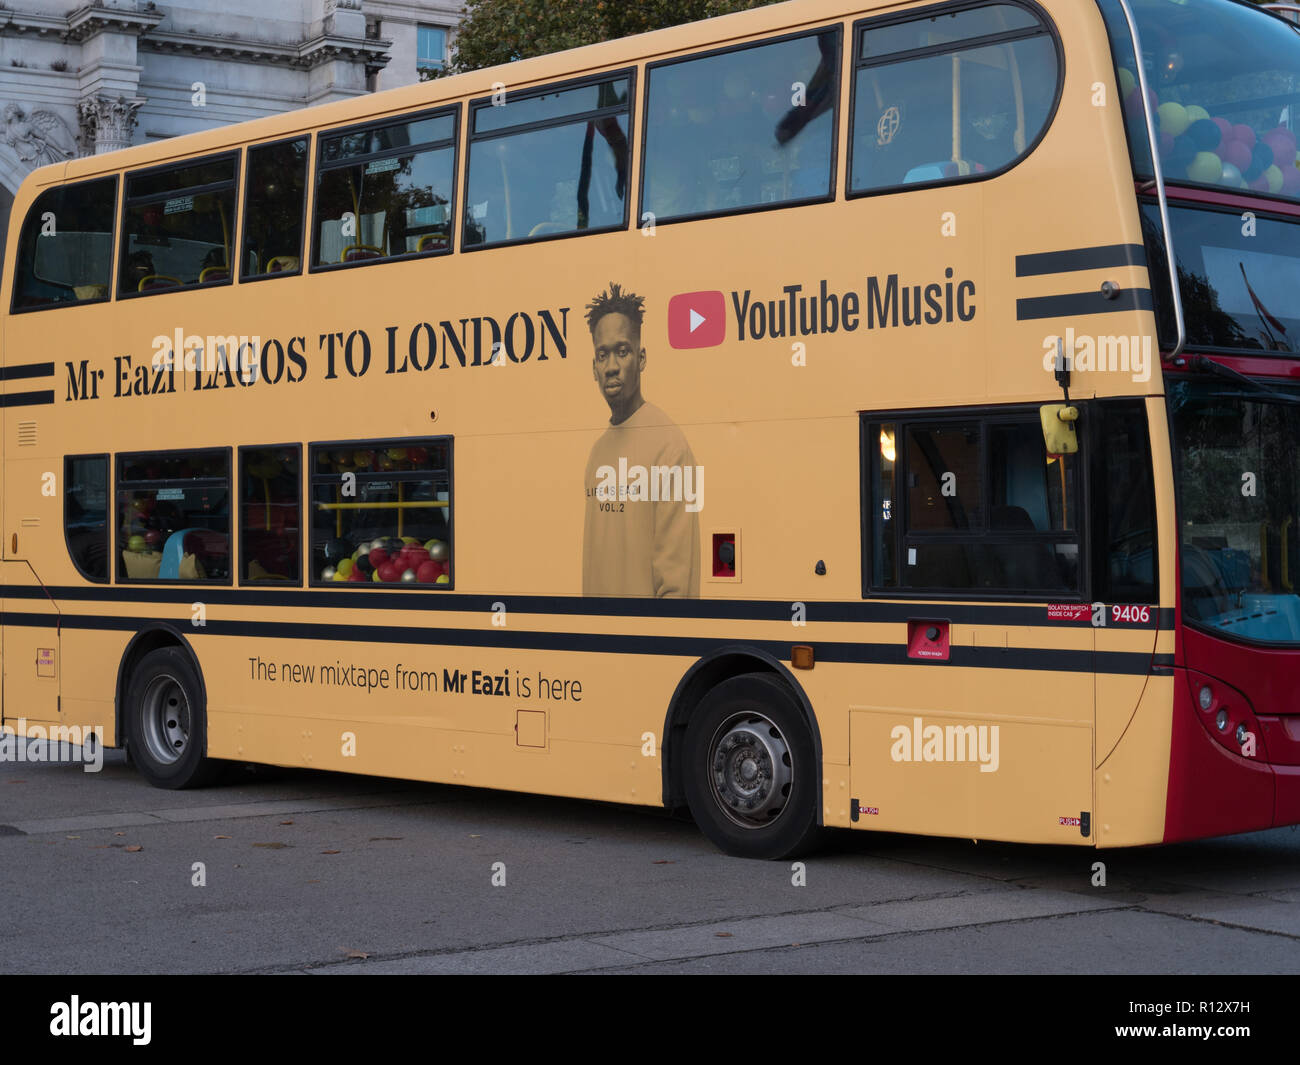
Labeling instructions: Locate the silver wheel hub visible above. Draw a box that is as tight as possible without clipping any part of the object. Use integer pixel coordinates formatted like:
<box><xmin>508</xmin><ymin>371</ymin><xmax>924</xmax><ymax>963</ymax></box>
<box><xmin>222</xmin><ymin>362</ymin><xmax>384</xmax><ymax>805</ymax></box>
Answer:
<box><xmin>709</xmin><ymin>712</ymin><xmax>793</xmax><ymax>829</ymax></box>
<box><xmin>140</xmin><ymin>674</ymin><xmax>190</xmax><ymax>766</ymax></box>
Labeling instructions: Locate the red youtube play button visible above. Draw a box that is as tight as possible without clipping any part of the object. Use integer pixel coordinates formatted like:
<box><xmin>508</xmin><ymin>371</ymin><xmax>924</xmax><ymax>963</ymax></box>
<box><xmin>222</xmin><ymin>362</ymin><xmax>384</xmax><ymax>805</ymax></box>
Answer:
<box><xmin>668</xmin><ymin>290</ymin><xmax>726</xmax><ymax>349</ymax></box>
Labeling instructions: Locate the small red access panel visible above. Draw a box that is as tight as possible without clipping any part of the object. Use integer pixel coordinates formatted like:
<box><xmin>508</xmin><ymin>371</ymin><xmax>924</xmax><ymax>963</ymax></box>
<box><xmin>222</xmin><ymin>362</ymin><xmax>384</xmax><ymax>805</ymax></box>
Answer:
<box><xmin>907</xmin><ymin>619</ymin><xmax>950</xmax><ymax>661</ymax></box>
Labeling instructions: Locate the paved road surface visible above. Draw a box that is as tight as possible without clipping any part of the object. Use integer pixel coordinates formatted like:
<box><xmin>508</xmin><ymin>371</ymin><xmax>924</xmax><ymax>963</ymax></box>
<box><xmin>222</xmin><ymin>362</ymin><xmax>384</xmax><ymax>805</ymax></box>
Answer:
<box><xmin>2</xmin><ymin>745</ymin><xmax>1297</xmax><ymax>974</ymax></box>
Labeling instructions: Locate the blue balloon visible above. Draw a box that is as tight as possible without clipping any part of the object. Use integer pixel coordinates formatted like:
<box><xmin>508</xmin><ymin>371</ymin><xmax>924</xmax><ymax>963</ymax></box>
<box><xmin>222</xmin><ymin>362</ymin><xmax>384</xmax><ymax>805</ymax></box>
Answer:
<box><xmin>1169</xmin><ymin>134</ymin><xmax>1197</xmax><ymax>172</ymax></box>
<box><xmin>1245</xmin><ymin>141</ymin><xmax>1274</xmax><ymax>181</ymax></box>
<box><xmin>1188</xmin><ymin>118</ymin><xmax>1221</xmax><ymax>151</ymax></box>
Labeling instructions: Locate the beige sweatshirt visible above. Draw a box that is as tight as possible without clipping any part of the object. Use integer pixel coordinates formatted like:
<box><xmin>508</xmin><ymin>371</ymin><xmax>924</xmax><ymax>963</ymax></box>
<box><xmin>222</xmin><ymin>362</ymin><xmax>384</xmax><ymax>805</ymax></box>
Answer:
<box><xmin>583</xmin><ymin>401</ymin><xmax>701</xmax><ymax>597</ymax></box>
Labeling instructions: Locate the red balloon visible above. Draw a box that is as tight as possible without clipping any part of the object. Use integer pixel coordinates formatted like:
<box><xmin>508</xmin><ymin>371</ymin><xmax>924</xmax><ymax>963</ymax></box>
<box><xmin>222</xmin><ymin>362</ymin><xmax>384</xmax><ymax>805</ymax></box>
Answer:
<box><xmin>1231</xmin><ymin>124</ymin><xmax>1256</xmax><ymax>149</ymax></box>
<box><xmin>417</xmin><ymin>561</ymin><xmax>440</xmax><ymax>583</ymax></box>
<box><xmin>1222</xmin><ymin>139</ymin><xmax>1253</xmax><ymax>174</ymax></box>
<box><xmin>378</xmin><ymin>561</ymin><xmax>401</xmax><ymax>582</ymax></box>
<box><xmin>369</xmin><ymin>547</ymin><xmax>389</xmax><ymax>566</ymax></box>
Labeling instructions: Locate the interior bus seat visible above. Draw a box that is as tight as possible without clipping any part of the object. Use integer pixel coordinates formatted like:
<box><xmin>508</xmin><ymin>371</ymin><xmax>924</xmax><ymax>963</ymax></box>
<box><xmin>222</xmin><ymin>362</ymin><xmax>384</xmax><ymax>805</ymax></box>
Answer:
<box><xmin>138</xmin><ymin>275</ymin><xmax>183</xmax><ymax>291</ymax></box>
<box><xmin>199</xmin><ymin>266</ymin><xmax>229</xmax><ymax>283</ymax></box>
<box><xmin>267</xmin><ymin>255</ymin><xmax>300</xmax><ymax>273</ymax></box>
<box><xmin>416</xmin><ymin>232</ymin><xmax>448</xmax><ymax>252</ymax></box>
<box><xmin>341</xmin><ymin>244</ymin><xmax>383</xmax><ymax>262</ymax></box>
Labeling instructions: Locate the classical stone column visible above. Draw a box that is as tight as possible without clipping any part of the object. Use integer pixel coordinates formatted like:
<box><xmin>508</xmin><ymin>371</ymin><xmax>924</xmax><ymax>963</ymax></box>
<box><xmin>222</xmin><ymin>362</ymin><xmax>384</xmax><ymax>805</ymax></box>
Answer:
<box><xmin>78</xmin><ymin>95</ymin><xmax>145</xmax><ymax>155</ymax></box>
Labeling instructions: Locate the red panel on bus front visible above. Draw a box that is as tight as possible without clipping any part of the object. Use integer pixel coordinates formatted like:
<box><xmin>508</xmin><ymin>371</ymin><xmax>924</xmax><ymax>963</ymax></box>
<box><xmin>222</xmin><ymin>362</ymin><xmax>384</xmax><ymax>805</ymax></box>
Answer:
<box><xmin>1163</xmin><ymin>670</ymin><xmax>1274</xmax><ymax>843</ymax></box>
<box><xmin>1182</xmin><ymin>626</ymin><xmax>1300</xmax><ymax>721</ymax></box>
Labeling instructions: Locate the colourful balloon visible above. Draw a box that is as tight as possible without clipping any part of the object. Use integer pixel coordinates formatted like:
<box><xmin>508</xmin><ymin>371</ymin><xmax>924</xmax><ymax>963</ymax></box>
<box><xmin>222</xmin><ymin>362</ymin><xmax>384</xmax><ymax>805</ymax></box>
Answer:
<box><xmin>1245</xmin><ymin>141</ymin><xmax>1274</xmax><ymax>181</ymax></box>
<box><xmin>1231</xmin><ymin>124</ymin><xmax>1256</xmax><ymax>149</ymax></box>
<box><xmin>1185</xmin><ymin>105</ymin><xmax>1210</xmax><ymax>124</ymax></box>
<box><xmin>1222</xmin><ymin>139</ymin><xmax>1252</xmax><ymax>174</ymax></box>
<box><xmin>1264</xmin><ymin>127</ymin><xmax>1298</xmax><ymax>161</ymax></box>
<box><xmin>1187</xmin><ymin>151</ymin><xmax>1223</xmax><ymax>184</ymax></box>
<box><xmin>1187</xmin><ymin>118</ymin><xmax>1221</xmax><ymax>151</ymax></box>
<box><xmin>1264</xmin><ymin>164</ymin><xmax>1284</xmax><ymax>194</ymax></box>
<box><xmin>1158</xmin><ymin>101</ymin><xmax>1189</xmax><ymax>136</ymax></box>
<box><xmin>1118</xmin><ymin>68</ymin><xmax>1136</xmax><ymax>97</ymax></box>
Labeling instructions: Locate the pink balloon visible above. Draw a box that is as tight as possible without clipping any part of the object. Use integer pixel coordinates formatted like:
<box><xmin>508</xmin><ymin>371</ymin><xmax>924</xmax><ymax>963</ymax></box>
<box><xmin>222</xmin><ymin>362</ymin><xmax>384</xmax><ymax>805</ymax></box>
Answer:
<box><xmin>1264</xmin><ymin>127</ymin><xmax>1298</xmax><ymax>163</ymax></box>
<box><xmin>1281</xmin><ymin>166</ymin><xmax>1300</xmax><ymax>197</ymax></box>
<box><xmin>1159</xmin><ymin>131</ymin><xmax>1175</xmax><ymax>157</ymax></box>
<box><xmin>1232</xmin><ymin>124</ymin><xmax>1256</xmax><ymax>148</ymax></box>
<box><xmin>1212</xmin><ymin>117</ymin><xmax>1232</xmax><ymax>146</ymax></box>
<box><xmin>1249</xmin><ymin>174</ymin><xmax>1271</xmax><ymax>192</ymax></box>
<box><xmin>1222</xmin><ymin>139</ymin><xmax>1252</xmax><ymax>173</ymax></box>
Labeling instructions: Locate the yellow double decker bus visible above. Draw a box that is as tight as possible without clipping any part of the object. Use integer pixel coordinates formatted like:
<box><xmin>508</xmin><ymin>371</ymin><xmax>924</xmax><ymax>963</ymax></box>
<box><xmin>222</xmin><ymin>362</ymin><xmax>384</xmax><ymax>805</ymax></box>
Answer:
<box><xmin>4</xmin><ymin>0</ymin><xmax>1299</xmax><ymax>858</ymax></box>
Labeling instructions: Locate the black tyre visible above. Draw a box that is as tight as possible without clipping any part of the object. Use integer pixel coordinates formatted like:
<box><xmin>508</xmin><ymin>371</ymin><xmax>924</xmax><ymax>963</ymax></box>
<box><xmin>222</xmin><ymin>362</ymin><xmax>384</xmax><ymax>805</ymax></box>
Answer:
<box><xmin>125</xmin><ymin>647</ymin><xmax>225</xmax><ymax>789</ymax></box>
<box><xmin>682</xmin><ymin>672</ymin><xmax>824</xmax><ymax>859</ymax></box>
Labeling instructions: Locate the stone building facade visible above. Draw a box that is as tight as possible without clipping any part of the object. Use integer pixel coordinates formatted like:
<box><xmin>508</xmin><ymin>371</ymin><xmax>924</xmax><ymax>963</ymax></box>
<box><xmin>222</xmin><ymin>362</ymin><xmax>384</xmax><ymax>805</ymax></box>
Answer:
<box><xmin>0</xmin><ymin>0</ymin><xmax>464</xmax><ymax>269</ymax></box>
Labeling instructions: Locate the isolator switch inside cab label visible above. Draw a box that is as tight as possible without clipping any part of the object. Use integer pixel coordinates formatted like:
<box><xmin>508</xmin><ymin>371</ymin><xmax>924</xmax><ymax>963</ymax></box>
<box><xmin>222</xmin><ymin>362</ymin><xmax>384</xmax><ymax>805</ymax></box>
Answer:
<box><xmin>1047</xmin><ymin>604</ymin><xmax>1090</xmax><ymax>621</ymax></box>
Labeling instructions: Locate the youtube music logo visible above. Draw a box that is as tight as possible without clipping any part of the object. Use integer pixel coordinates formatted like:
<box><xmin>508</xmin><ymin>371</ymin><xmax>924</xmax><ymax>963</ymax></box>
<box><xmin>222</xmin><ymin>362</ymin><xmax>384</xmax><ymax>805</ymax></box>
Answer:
<box><xmin>668</xmin><ymin>290</ymin><xmax>725</xmax><ymax>349</ymax></box>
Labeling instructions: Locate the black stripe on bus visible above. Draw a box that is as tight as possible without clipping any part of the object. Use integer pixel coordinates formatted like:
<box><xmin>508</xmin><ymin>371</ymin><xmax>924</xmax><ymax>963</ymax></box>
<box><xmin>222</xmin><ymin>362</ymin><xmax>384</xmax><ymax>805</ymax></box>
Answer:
<box><xmin>0</xmin><ymin>610</ymin><xmax>1173</xmax><ymax>676</ymax></box>
<box><xmin>1015</xmin><ymin>244</ymin><xmax>1146</xmax><ymax>277</ymax></box>
<box><xmin>0</xmin><ymin>584</ymin><xmax>1175</xmax><ymax>630</ymax></box>
<box><xmin>0</xmin><ymin>390</ymin><xmax>55</xmax><ymax>407</ymax></box>
<box><xmin>0</xmin><ymin>362</ymin><xmax>55</xmax><ymax>381</ymax></box>
<box><xmin>1015</xmin><ymin>288</ymin><xmax>1153</xmax><ymax>321</ymax></box>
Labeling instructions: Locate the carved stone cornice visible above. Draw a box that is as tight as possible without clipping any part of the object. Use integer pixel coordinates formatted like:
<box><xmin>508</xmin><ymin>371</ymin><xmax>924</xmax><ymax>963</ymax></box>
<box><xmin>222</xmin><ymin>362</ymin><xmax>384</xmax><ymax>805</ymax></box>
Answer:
<box><xmin>138</xmin><ymin>29</ymin><xmax>390</xmax><ymax>71</ymax></box>
<box><xmin>64</xmin><ymin>4</ymin><xmax>165</xmax><ymax>43</ymax></box>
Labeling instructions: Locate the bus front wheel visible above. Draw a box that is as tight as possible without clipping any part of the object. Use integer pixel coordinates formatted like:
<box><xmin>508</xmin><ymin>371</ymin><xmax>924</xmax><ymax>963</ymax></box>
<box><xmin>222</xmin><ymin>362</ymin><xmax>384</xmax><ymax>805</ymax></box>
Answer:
<box><xmin>125</xmin><ymin>647</ymin><xmax>224</xmax><ymax>789</ymax></box>
<box><xmin>682</xmin><ymin>673</ymin><xmax>823</xmax><ymax>860</ymax></box>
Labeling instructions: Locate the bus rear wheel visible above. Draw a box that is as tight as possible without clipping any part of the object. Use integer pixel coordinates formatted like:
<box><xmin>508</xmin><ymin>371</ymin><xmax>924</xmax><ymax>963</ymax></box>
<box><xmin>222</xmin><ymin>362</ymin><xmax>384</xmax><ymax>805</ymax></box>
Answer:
<box><xmin>125</xmin><ymin>647</ymin><xmax>224</xmax><ymax>789</ymax></box>
<box><xmin>682</xmin><ymin>673</ymin><xmax>823</xmax><ymax>860</ymax></box>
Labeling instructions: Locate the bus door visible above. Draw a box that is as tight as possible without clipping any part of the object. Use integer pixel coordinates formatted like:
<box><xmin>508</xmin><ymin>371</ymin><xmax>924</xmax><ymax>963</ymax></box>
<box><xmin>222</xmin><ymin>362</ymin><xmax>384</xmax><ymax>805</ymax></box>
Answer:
<box><xmin>2</xmin><ymin>410</ymin><xmax>62</xmax><ymax>726</ymax></box>
<box><xmin>1088</xmin><ymin>400</ymin><xmax>1162</xmax><ymax>779</ymax></box>
<box><xmin>852</xmin><ymin>409</ymin><xmax>1094</xmax><ymax>843</ymax></box>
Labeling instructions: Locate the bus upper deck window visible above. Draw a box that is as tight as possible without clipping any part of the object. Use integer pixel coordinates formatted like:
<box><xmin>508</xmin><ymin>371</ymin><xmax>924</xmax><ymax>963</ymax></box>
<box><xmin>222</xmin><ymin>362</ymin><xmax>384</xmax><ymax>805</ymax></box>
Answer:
<box><xmin>120</xmin><ymin>154</ymin><xmax>238</xmax><ymax>297</ymax></box>
<box><xmin>641</xmin><ymin>30</ymin><xmax>840</xmax><ymax>225</ymax></box>
<box><xmin>11</xmin><ymin>177</ymin><xmax>117</xmax><ymax>313</ymax></box>
<box><xmin>313</xmin><ymin>110</ymin><xmax>456</xmax><ymax>267</ymax></box>
<box><xmin>464</xmin><ymin>74</ymin><xmax>631</xmax><ymax>247</ymax></box>
<box><xmin>242</xmin><ymin>138</ymin><xmax>309</xmax><ymax>280</ymax></box>
<box><xmin>849</xmin><ymin>2</ymin><xmax>1060</xmax><ymax>195</ymax></box>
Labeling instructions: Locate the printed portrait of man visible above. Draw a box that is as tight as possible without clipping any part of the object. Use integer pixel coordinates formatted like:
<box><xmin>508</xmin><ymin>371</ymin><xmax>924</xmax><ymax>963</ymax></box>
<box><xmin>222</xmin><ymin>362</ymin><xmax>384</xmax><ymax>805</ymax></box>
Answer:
<box><xmin>583</xmin><ymin>282</ymin><xmax>700</xmax><ymax>597</ymax></box>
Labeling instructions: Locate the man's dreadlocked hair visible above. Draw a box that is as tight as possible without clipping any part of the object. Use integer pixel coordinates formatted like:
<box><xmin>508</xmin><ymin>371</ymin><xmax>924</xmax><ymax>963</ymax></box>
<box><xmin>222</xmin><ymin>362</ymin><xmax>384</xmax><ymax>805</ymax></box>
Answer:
<box><xmin>585</xmin><ymin>282</ymin><xmax>645</xmax><ymax>336</ymax></box>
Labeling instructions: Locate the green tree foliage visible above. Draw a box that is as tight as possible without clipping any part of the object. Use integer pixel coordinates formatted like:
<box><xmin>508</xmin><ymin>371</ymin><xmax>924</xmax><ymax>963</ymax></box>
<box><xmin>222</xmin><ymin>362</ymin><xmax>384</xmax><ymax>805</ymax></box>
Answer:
<box><xmin>445</xmin><ymin>0</ymin><xmax>783</xmax><ymax>74</ymax></box>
